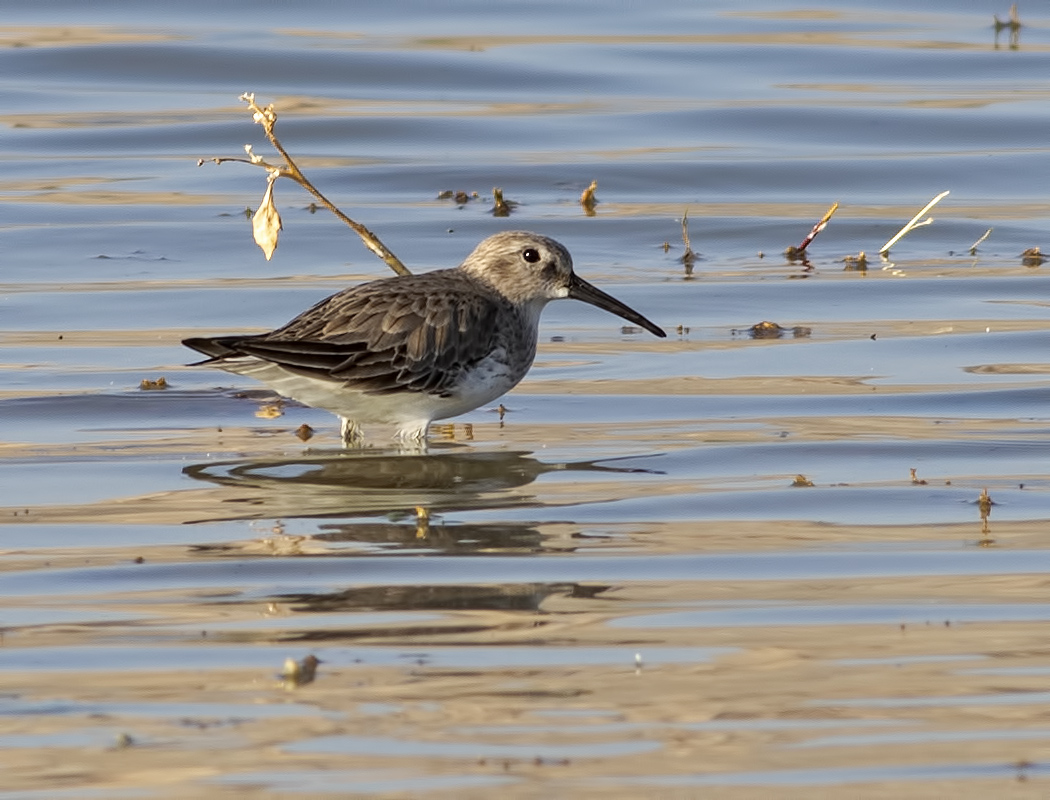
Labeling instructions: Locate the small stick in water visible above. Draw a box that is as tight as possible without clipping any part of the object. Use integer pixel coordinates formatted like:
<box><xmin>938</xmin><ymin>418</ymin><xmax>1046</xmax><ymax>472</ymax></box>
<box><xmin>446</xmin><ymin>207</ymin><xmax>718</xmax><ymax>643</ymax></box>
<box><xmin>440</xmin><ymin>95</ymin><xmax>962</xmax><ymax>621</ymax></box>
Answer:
<box><xmin>969</xmin><ymin>228</ymin><xmax>993</xmax><ymax>255</ymax></box>
<box><xmin>680</xmin><ymin>210</ymin><xmax>697</xmax><ymax>269</ymax></box>
<box><xmin>879</xmin><ymin>191</ymin><xmax>950</xmax><ymax>256</ymax></box>
<box><xmin>785</xmin><ymin>201</ymin><xmax>839</xmax><ymax>260</ymax></box>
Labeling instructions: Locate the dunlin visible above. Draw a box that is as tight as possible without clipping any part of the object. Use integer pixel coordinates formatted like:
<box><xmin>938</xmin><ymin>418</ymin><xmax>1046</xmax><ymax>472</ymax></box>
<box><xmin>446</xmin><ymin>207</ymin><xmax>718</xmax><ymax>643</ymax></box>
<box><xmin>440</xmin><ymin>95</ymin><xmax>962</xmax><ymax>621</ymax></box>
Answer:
<box><xmin>184</xmin><ymin>231</ymin><xmax>665</xmax><ymax>443</ymax></box>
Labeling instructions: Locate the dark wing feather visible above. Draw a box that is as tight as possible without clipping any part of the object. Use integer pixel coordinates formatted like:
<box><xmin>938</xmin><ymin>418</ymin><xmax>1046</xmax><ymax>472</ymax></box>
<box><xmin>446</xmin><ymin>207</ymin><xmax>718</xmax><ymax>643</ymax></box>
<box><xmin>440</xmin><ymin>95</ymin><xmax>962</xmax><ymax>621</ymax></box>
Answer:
<box><xmin>185</xmin><ymin>270</ymin><xmax>510</xmax><ymax>396</ymax></box>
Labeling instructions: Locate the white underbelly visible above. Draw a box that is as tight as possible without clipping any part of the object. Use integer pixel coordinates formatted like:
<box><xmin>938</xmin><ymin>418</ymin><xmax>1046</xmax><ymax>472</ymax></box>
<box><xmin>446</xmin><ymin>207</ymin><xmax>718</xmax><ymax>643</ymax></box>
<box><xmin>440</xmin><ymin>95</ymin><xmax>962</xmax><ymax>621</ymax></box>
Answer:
<box><xmin>215</xmin><ymin>352</ymin><xmax>524</xmax><ymax>428</ymax></box>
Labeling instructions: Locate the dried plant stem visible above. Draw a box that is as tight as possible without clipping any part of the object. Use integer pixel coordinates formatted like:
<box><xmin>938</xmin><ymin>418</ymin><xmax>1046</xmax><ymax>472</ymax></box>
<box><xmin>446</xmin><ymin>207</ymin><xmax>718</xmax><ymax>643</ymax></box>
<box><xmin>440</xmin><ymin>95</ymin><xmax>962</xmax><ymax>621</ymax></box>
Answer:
<box><xmin>969</xmin><ymin>228</ymin><xmax>993</xmax><ymax>255</ymax></box>
<box><xmin>681</xmin><ymin>210</ymin><xmax>695</xmax><ymax>260</ymax></box>
<box><xmin>994</xmin><ymin>4</ymin><xmax>1021</xmax><ymax>31</ymax></box>
<box><xmin>221</xmin><ymin>93</ymin><xmax>410</xmax><ymax>276</ymax></box>
<box><xmin>491</xmin><ymin>187</ymin><xmax>511</xmax><ymax>217</ymax></box>
<box><xmin>879</xmin><ymin>191</ymin><xmax>950</xmax><ymax>256</ymax></box>
<box><xmin>797</xmin><ymin>202</ymin><xmax>839</xmax><ymax>253</ymax></box>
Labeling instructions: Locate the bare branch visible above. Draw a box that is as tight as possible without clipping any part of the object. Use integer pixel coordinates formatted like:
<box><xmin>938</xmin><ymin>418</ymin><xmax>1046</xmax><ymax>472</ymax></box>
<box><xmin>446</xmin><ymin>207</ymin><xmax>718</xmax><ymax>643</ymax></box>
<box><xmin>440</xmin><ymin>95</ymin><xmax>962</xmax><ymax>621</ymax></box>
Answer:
<box><xmin>879</xmin><ymin>191</ymin><xmax>950</xmax><ymax>256</ymax></box>
<box><xmin>202</xmin><ymin>93</ymin><xmax>411</xmax><ymax>276</ymax></box>
<box><xmin>969</xmin><ymin>228</ymin><xmax>993</xmax><ymax>255</ymax></box>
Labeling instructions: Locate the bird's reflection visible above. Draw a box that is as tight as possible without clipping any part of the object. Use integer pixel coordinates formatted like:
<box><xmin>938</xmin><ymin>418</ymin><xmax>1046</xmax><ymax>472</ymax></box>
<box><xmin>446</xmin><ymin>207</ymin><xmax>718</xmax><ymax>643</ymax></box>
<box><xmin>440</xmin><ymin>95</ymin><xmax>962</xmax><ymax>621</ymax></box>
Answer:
<box><xmin>236</xmin><ymin>580</ymin><xmax>616</xmax><ymax>642</ymax></box>
<box><xmin>274</xmin><ymin>582</ymin><xmax>611</xmax><ymax>617</ymax></box>
<box><xmin>182</xmin><ymin>449</ymin><xmax>647</xmax><ymax>617</ymax></box>
<box><xmin>311</xmin><ymin>518</ymin><xmax>548</xmax><ymax>554</ymax></box>
<box><xmin>182</xmin><ymin>447</ymin><xmax>661</xmax><ymax>523</ymax></box>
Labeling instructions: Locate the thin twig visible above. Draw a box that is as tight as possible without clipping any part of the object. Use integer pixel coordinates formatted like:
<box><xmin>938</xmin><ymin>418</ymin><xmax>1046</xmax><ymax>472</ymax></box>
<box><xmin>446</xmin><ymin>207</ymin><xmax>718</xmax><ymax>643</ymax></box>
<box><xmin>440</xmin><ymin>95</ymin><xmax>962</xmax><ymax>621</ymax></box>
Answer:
<box><xmin>785</xmin><ymin>201</ymin><xmax>839</xmax><ymax>260</ymax></box>
<box><xmin>680</xmin><ymin>209</ymin><xmax>697</xmax><ymax>268</ymax></box>
<box><xmin>994</xmin><ymin>3</ymin><xmax>1021</xmax><ymax>30</ymax></box>
<box><xmin>797</xmin><ymin>202</ymin><xmax>839</xmax><ymax>253</ymax></box>
<box><xmin>241</xmin><ymin>94</ymin><xmax>410</xmax><ymax>276</ymax></box>
<box><xmin>969</xmin><ymin>228</ymin><xmax>993</xmax><ymax>255</ymax></box>
<box><xmin>213</xmin><ymin>94</ymin><xmax>410</xmax><ymax>276</ymax></box>
<box><xmin>879</xmin><ymin>191</ymin><xmax>950</xmax><ymax>255</ymax></box>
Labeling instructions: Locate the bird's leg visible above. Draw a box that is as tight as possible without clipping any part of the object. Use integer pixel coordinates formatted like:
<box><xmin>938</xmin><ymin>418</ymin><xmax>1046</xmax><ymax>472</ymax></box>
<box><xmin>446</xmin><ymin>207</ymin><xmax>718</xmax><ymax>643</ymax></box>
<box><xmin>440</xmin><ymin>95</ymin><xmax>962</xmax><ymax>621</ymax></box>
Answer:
<box><xmin>340</xmin><ymin>417</ymin><xmax>363</xmax><ymax>446</ymax></box>
<box><xmin>394</xmin><ymin>421</ymin><xmax>430</xmax><ymax>450</ymax></box>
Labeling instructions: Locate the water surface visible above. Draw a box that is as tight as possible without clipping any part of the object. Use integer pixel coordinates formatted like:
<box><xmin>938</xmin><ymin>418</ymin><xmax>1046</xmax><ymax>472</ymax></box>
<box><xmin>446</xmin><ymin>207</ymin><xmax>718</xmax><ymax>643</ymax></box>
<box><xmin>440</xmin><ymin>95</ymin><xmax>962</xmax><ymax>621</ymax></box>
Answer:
<box><xmin>3</xmin><ymin>2</ymin><xmax>1050</xmax><ymax>796</ymax></box>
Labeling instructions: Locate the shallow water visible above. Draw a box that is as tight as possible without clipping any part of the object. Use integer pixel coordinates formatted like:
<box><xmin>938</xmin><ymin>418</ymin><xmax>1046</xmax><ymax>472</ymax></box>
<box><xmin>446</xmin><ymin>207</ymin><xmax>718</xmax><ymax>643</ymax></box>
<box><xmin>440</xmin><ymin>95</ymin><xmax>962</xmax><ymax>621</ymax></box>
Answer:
<box><xmin>3</xmin><ymin>2</ymin><xmax>1050</xmax><ymax>797</ymax></box>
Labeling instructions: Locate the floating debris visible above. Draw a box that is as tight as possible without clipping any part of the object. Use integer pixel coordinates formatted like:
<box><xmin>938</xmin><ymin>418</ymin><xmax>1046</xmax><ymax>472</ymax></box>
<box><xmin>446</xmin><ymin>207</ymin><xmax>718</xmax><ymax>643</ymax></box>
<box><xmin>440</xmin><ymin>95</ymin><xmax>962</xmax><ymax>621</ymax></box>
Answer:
<box><xmin>580</xmin><ymin>180</ymin><xmax>598</xmax><ymax>215</ymax></box>
<box><xmin>734</xmin><ymin>321</ymin><xmax>812</xmax><ymax>339</ymax></box>
<box><xmin>139</xmin><ymin>376</ymin><xmax>168</xmax><ymax>390</ymax></box>
<box><xmin>910</xmin><ymin>468</ymin><xmax>928</xmax><ymax>485</ymax></box>
<box><xmin>436</xmin><ymin>189</ymin><xmax>480</xmax><ymax>205</ymax></box>
<box><xmin>791</xmin><ymin>474</ymin><xmax>815</xmax><ymax>487</ymax></box>
<box><xmin>281</xmin><ymin>654</ymin><xmax>321</xmax><ymax>689</ymax></box>
<box><xmin>1021</xmin><ymin>247</ymin><xmax>1044</xmax><ymax>266</ymax></box>
<box><xmin>843</xmin><ymin>251</ymin><xmax>868</xmax><ymax>271</ymax></box>
<box><xmin>490</xmin><ymin>187</ymin><xmax>517</xmax><ymax>217</ymax></box>
<box><xmin>294</xmin><ymin>423</ymin><xmax>314</xmax><ymax>441</ymax></box>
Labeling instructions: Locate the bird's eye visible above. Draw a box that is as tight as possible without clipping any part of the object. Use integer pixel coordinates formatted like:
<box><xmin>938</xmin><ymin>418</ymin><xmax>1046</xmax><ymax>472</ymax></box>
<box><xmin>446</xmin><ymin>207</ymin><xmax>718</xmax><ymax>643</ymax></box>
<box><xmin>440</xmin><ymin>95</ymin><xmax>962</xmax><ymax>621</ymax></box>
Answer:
<box><xmin>521</xmin><ymin>247</ymin><xmax>541</xmax><ymax>263</ymax></box>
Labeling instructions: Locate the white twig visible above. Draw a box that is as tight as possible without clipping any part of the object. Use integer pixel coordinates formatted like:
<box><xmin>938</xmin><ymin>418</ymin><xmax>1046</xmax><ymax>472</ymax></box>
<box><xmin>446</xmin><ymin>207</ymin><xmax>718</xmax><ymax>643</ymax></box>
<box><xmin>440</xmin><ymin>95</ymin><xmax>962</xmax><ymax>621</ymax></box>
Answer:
<box><xmin>879</xmin><ymin>191</ymin><xmax>950</xmax><ymax>255</ymax></box>
<box><xmin>969</xmin><ymin>228</ymin><xmax>993</xmax><ymax>254</ymax></box>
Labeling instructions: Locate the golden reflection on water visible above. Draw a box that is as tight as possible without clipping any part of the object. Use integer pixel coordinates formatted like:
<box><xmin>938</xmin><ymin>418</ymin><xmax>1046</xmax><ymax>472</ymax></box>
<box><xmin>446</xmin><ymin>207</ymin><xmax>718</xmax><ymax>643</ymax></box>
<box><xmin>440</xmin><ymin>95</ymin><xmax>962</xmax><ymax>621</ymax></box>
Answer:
<box><xmin>0</xmin><ymin>26</ymin><xmax>179</xmax><ymax>48</ymax></box>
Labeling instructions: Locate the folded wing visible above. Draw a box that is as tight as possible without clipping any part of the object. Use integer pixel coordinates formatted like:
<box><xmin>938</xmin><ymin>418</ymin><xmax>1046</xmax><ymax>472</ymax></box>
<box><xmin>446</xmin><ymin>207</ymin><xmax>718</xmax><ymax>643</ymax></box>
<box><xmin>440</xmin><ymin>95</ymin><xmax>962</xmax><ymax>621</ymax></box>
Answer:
<box><xmin>183</xmin><ymin>270</ymin><xmax>508</xmax><ymax>397</ymax></box>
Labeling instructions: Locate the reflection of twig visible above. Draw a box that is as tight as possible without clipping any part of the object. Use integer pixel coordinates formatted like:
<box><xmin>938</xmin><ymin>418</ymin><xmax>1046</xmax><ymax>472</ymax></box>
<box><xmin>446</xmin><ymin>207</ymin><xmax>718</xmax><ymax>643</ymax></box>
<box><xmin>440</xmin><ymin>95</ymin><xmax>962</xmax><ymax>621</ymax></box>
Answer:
<box><xmin>969</xmin><ymin>228</ymin><xmax>993</xmax><ymax>255</ymax></box>
<box><xmin>680</xmin><ymin>210</ymin><xmax>697</xmax><ymax>269</ymax></box>
<box><xmin>201</xmin><ymin>93</ymin><xmax>410</xmax><ymax>276</ymax></box>
<box><xmin>879</xmin><ymin>191</ymin><xmax>949</xmax><ymax>255</ymax></box>
<box><xmin>994</xmin><ymin>4</ymin><xmax>1022</xmax><ymax>48</ymax></box>
<box><xmin>415</xmin><ymin>505</ymin><xmax>431</xmax><ymax>539</ymax></box>
<box><xmin>978</xmin><ymin>487</ymin><xmax>994</xmax><ymax>544</ymax></box>
<box><xmin>994</xmin><ymin>3</ymin><xmax>1022</xmax><ymax>31</ymax></box>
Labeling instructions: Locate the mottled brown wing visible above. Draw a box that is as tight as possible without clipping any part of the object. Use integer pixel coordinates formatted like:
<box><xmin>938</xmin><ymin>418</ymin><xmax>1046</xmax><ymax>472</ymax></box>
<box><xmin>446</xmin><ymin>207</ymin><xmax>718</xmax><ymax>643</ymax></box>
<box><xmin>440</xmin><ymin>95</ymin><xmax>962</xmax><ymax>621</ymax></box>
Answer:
<box><xmin>219</xmin><ymin>270</ymin><xmax>508</xmax><ymax>396</ymax></box>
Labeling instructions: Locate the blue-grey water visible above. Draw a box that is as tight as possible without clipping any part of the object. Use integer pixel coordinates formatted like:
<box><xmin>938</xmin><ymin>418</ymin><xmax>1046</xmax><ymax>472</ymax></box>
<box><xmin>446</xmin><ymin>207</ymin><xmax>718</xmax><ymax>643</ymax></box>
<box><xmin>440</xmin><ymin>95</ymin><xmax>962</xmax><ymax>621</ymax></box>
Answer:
<box><xmin>3</xmin><ymin>2</ymin><xmax>1050</xmax><ymax>796</ymax></box>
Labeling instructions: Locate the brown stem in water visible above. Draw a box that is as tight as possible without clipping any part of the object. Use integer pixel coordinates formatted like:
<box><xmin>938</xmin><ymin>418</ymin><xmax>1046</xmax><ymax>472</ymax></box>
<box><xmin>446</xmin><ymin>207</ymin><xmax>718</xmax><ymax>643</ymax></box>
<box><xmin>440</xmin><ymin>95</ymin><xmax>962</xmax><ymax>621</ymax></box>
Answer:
<box><xmin>221</xmin><ymin>93</ymin><xmax>411</xmax><ymax>276</ymax></box>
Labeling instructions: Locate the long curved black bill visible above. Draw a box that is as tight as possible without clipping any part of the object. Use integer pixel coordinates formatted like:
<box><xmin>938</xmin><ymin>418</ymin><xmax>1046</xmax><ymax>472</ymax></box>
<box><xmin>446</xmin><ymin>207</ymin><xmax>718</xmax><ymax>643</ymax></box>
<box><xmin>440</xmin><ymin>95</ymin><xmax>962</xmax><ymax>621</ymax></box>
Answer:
<box><xmin>567</xmin><ymin>274</ymin><xmax>666</xmax><ymax>338</ymax></box>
